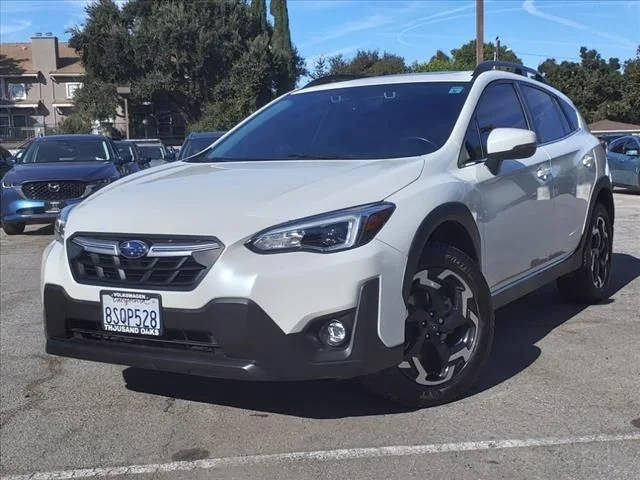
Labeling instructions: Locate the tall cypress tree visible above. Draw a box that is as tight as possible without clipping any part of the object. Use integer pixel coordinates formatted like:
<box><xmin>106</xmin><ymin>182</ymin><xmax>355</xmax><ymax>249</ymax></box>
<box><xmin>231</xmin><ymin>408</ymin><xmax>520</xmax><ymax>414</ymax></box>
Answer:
<box><xmin>250</xmin><ymin>0</ymin><xmax>267</xmax><ymax>31</ymax></box>
<box><xmin>269</xmin><ymin>0</ymin><xmax>296</xmax><ymax>93</ymax></box>
<box><xmin>269</xmin><ymin>0</ymin><xmax>292</xmax><ymax>54</ymax></box>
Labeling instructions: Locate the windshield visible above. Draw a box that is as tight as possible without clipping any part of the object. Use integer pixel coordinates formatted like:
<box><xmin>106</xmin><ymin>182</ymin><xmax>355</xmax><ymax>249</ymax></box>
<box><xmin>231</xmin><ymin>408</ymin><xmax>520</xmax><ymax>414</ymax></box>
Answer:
<box><xmin>138</xmin><ymin>145</ymin><xmax>165</xmax><ymax>159</ymax></box>
<box><xmin>179</xmin><ymin>136</ymin><xmax>222</xmax><ymax>160</ymax></box>
<box><xmin>115</xmin><ymin>143</ymin><xmax>135</xmax><ymax>159</ymax></box>
<box><xmin>193</xmin><ymin>82</ymin><xmax>469</xmax><ymax>162</ymax></box>
<box><xmin>21</xmin><ymin>139</ymin><xmax>111</xmax><ymax>163</ymax></box>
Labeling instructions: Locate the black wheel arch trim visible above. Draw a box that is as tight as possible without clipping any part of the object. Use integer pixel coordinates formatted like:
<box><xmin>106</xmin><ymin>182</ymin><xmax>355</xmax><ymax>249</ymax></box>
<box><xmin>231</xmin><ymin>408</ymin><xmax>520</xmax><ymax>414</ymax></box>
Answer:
<box><xmin>402</xmin><ymin>202</ymin><xmax>481</xmax><ymax>302</ymax></box>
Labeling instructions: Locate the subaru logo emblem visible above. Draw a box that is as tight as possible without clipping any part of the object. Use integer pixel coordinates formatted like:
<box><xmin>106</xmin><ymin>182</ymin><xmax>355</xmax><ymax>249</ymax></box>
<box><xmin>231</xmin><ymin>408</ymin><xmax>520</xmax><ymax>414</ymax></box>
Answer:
<box><xmin>119</xmin><ymin>240</ymin><xmax>149</xmax><ymax>259</ymax></box>
<box><xmin>47</xmin><ymin>182</ymin><xmax>60</xmax><ymax>192</ymax></box>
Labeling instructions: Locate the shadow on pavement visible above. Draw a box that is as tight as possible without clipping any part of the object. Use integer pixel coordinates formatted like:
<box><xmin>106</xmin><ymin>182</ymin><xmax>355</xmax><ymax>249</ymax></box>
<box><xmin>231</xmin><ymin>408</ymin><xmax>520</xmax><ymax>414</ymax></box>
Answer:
<box><xmin>123</xmin><ymin>253</ymin><xmax>640</xmax><ymax>418</ymax></box>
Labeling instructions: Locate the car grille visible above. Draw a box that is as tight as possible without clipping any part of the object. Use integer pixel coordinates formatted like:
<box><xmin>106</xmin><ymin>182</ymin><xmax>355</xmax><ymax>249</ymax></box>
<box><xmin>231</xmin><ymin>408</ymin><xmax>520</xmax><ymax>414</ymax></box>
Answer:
<box><xmin>22</xmin><ymin>181</ymin><xmax>86</xmax><ymax>201</ymax></box>
<box><xmin>67</xmin><ymin>234</ymin><xmax>223</xmax><ymax>291</ymax></box>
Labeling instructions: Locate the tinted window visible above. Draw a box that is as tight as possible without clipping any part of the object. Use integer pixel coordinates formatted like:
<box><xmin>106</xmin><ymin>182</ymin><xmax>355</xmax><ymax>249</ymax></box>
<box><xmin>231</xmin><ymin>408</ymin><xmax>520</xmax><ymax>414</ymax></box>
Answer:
<box><xmin>196</xmin><ymin>82</ymin><xmax>470</xmax><ymax>161</ymax></box>
<box><xmin>521</xmin><ymin>85</ymin><xmax>569</xmax><ymax>143</ymax></box>
<box><xmin>460</xmin><ymin>117</ymin><xmax>483</xmax><ymax>163</ymax></box>
<box><xmin>179</xmin><ymin>135</ymin><xmax>223</xmax><ymax>160</ymax></box>
<box><xmin>115</xmin><ymin>143</ymin><xmax>135</xmax><ymax>160</ymax></box>
<box><xmin>138</xmin><ymin>145</ymin><xmax>165</xmax><ymax>159</ymax></box>
<box><xmin>475</xmin><ymin>83</ymin><xmax>528</xmax><ymax>153</ymax></box>
<box><xmin>609</xmin><ymin>139</ymin><xmax>625</xmax><ymax>154</ymax></box>
<box><xmin>624</xmin><ymin>138</ymin><xmax>640</xmax><ymax>154</ymax></box>
<box><xmin>558</xmin><ymin>97</ymin><xmax>578</xmax><ymax>131</ymax></box>
<box><xmin>21</xmin><ymin>139</ymin><xmax>111</xmax><ymax>163</ymax></box>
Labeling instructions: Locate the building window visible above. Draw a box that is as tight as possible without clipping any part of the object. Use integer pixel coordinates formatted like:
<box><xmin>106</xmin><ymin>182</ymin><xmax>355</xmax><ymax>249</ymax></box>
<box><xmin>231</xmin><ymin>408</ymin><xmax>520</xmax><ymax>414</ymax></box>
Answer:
<box><xmin>0</xmin><ymin>79</ymin><xmax>5</xmax><ymax>99</ymax></box>
<box><xmin>66</xmin><ymin>82</ymin><xmax>82</xmax><ymax>99</ymax></box>
<box><xmin>12</xmin><ymin>115</ymin><xmax>27</xmax><ymax>128</ymax></box>
<box><xmin>8</xmin><ymin>83</ymin><xmax>27</xmax><ymax>100</ymax></box>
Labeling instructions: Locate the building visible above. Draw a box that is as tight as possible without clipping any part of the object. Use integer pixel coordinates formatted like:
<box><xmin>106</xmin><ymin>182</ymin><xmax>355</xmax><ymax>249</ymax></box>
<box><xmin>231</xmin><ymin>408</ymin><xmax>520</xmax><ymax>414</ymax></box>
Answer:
<box><xmin>0</xmin><ymin>34</ymin><xmax>85</xmax><ymax>145</ymax></box>
<box><xmin>588</xmin><ymin>119</ymin><xmax>640</xmax><ymax>136</ymax></box>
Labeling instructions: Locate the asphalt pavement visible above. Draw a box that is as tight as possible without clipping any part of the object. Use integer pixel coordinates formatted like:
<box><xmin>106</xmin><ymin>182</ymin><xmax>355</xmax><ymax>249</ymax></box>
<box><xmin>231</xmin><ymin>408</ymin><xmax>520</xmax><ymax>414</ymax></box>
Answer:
<box><xmin>1</xmin><ymin>192</ymin><xmax>639</xmax><ymax>480</ymax></box>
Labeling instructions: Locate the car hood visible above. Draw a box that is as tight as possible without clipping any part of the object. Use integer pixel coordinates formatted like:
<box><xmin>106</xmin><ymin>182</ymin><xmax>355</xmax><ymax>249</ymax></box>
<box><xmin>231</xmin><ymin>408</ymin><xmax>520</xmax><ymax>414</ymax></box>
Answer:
<box><xmin>68</xmin><ymin>158</ymin><xmax>424</xmax><ymax>244</ymax></box>
<box><xmin>5</xmin><ymin>162</ymin><xmax>119</xmax><ymax>184</ymax></box>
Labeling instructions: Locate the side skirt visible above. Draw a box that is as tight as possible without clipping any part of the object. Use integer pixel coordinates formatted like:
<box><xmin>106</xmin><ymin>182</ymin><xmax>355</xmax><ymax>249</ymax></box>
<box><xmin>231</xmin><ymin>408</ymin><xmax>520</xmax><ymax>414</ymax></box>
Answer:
<box><xmin>491</xmin><ymin>251</ymin><xmax>581</xmax><ymax>310</ymax></box>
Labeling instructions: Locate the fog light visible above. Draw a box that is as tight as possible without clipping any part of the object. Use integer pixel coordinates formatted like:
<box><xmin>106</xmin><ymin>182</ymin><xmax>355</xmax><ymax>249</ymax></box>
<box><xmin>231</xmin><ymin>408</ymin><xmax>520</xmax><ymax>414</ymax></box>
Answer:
<box><xmin>320</xmin><ymin>319</ymin><xmax>348</xmax><ymax>347</ymax></box>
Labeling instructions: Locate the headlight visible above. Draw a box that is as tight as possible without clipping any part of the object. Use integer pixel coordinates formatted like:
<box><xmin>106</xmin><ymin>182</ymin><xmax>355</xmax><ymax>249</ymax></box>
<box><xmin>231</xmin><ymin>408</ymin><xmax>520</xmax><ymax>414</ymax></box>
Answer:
<box><xmin>1</xmin><ymin>180</ymin><xmax>19</xmax><ymax>188</ymax></box>
<box><xmin>54</xmin><ymin>204</ymin><xmax>76</xmax><ymax>243</ymax></box>
<box><xmin>247</xmin><ymin>202</ymin><xmax>395</xmax><ymax>254</ymax></box>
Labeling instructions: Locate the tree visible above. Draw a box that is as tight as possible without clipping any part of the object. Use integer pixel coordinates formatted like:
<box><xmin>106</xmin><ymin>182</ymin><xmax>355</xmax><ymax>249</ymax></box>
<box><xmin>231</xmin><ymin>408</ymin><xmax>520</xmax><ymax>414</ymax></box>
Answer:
<box><xmin>411</xmin><ymin>40</ymin><xmax>522</xmax><ymax>72</ymax></box>
<box><xmin>250</xmin><ymin>0</ymin><xmax>267</xmax><ymax>31</ymax></box>
<box><xmin>270</xmin><ymin>0</ymin><xmax>298</xmax><ymax>94</ymax></box>
<box><xmin>57</xmin><ymin>113</ymin><xmax>92</xmax><ymax>134</ymax></box>
<box><xmin>311</xmin><ymin>50</ymin><xmax>407</xmax><ymax>78</ymax></box>
<box><xmin>69</xmin><ymin>0</ymin><xmax>306</xmax><ymax>132</ymax></box>
<box><xmin>539</xmin><ymin>47</ymin><xmax>627</xmax><ymax>123</ymax></box>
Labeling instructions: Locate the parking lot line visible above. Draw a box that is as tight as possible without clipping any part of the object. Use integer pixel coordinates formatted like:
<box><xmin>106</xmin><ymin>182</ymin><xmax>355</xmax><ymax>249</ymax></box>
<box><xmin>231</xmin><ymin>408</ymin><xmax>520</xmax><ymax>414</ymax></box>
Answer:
<box><xmin>3</xmin><ymin>432</ymin><xmax>639</xmax><ymax>480</ymax></box>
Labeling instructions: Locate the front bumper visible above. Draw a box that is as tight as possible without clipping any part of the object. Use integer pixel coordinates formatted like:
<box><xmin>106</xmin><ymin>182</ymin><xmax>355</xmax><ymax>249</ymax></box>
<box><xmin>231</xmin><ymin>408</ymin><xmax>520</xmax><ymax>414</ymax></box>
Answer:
<box><xmin>1</xmin><ymin>193</ymin><xmax>83</xmax><ymax>225</ymax></box>
<box><xmin>44</xmin><ymin>280</ymin><xmax>403</xmax><ymax>381</ymax></box>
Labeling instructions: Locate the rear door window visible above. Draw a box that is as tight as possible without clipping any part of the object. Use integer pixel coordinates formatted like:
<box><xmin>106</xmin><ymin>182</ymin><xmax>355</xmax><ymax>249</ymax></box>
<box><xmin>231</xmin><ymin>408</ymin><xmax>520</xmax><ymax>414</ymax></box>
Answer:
<box><xmin>558</xmin><ymin>97</ymin><xmax>579</xmax><ymax>131</ymax></box>
<box><xmin>520</xmin><ymin>84</ymin><xmax>569</xmax><ymax>143</ymax></box>
<box><xmin>475</xmin><ymin>82</ymin><xmax>529</xmax><ymax>154</ymax></box>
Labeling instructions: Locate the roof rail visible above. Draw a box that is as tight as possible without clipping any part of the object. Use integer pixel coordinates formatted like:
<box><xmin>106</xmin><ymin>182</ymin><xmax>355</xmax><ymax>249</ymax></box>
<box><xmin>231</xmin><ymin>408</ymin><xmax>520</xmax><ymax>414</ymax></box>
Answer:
<box><xmin>302</xmin><ymin>74</ymin><xmax>367</xmax><ymax>89</ymax></box>
<box><xmin>472</xmin><ymin>61</ymin><xmax>546</xmax><ymax>83</ymax></box>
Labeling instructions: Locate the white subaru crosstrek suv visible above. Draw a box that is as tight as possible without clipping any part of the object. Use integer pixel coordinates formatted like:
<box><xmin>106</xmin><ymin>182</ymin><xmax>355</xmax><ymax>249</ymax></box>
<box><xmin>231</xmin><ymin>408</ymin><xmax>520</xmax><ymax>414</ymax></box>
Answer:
<box><xmin>42</xmin><ymin>62</ymin><xmax>614</xmax><ymax>407</ymax></box>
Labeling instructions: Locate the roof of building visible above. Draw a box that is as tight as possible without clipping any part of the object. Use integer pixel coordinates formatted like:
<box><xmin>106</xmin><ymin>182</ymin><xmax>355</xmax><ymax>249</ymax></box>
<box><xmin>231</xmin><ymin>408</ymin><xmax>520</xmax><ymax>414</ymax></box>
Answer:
<box><xmin>589</xmin><ymin>119</ymin><xmax>640</xmax><ymax>133</ymax></box>
<box><xmin>0</xmin><ymin>42</ymin><xmax>84</xmax><ymax>76</ymax></box>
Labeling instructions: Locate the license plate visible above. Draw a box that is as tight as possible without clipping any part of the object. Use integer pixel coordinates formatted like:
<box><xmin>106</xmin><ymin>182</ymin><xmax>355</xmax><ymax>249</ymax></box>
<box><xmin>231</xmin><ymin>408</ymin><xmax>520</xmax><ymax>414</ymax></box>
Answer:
<box><xmin>101</xmin><ymin>291</ymin><xmax>162</xmax><ymax>336</ymax></box>
<box><xmin>45</xmin><ymin>201</ymin><xmax>63</xmax><ymax>214</ymax></box>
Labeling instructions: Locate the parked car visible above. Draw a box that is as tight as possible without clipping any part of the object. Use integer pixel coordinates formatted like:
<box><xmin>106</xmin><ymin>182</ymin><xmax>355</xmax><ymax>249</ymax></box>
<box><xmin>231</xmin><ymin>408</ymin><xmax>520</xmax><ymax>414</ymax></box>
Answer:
<box><xmin>0</xmin><ymin>145</ymin><xmax>14</xmax><ymax>178</ymax></box>
<box><xmin>606</xmin><ymin>135</ymin><xmax>640</xmax><ymax>192</ymax></box>
<box><xmin>42</xmin><ymin>62</ymin><xmax>614</xmax><ymax>407</ymax></box>
<box><xmin>1</xmin><ymin>134</ymin><xmax>127</xmax><ymax>235</ymax></box>
<box><xmin>130</xmin><ymin>139</ymin><xmax>174</xmax><ymax>167</ymax></box>
<box><xmin>114</xmin><ymin>140</ymin><xmax>151</xmax><ymax>174</ymax></box>
<box><xmin>177</xmin><ymin>131</ymin><xmax>226</xmax><ymax>161</ymax></box>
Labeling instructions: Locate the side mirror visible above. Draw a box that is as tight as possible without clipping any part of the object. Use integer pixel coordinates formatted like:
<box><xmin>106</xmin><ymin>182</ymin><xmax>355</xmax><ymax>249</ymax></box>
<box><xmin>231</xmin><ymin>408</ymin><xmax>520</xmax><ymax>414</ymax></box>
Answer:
<box><xmin>6</xmin><ymin>156</ymin><xmax>16</xmax><ymax>166</ymax></box>
<box><xmin>485</xmin><ymin>128</ymin><xmax>537</xmax><ymax>174</ymax></box>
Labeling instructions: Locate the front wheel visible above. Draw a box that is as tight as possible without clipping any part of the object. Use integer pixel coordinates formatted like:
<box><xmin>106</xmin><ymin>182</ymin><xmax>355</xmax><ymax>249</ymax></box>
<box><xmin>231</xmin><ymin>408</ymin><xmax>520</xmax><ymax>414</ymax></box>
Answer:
<box><xmin>2</xmin><ymin>222</ymin><xmax>25</xmax><ymax>235</ymax></box>
<box><xmin>361</xmin><ymin>244</ymin><xmax>494</xmax><ymax>408</ymax></box>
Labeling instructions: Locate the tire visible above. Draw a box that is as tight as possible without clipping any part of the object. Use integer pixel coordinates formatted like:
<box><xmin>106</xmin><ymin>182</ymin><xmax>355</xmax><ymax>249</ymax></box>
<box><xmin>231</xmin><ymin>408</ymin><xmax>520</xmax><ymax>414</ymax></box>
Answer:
<box><xmin>557</xmin><ymin>202</ymin><xmax>612</xmax><ymax>304</ymax></box>
<box><xmin>2</xmin><ymin>222</ymin><xmax>25</xmax><ymax>235</ymax></box>
<box><xmin>361</xmin><ymin>244</ymin><xmax>494</xmax><ymax>408</ymax></box>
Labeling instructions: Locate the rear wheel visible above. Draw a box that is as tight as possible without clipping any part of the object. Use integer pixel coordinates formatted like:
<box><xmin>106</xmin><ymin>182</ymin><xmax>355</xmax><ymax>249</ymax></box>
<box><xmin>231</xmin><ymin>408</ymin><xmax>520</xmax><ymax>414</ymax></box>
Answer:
<box><xmin>361</xmin><ymin>244</ymin><xmax>494</xmax><ymax>408</ymax></box>
<box><xmin>557</xmin><ymin>202</ymin><xmax>612</xmax><ymax>303</ymax></box>
<box><xmin>2</xmin><ymin>222</ymin><xmax>25</xmax><ymax>235</ymax></box>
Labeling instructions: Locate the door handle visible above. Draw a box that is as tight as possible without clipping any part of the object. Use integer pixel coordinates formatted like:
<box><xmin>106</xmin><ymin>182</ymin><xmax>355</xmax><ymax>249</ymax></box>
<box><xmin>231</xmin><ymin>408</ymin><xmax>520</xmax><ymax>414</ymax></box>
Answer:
<box><xmin>536</xmin><ymin>167</ymin><xmax>552</xmax><ymax>181</ymax></box>
<box><xmin>582</xmin><ymin>154</ymin><xmax>594</xmax><ymax>168</ymax></box>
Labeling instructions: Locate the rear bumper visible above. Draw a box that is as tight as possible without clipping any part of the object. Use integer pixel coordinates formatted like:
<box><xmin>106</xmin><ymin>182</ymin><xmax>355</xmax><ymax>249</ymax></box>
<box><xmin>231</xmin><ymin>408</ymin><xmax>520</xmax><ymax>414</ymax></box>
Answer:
<box><xmin>44</xmin><ymin>280</ymin><xmax>403</xmax><ymax>381</ymax></box>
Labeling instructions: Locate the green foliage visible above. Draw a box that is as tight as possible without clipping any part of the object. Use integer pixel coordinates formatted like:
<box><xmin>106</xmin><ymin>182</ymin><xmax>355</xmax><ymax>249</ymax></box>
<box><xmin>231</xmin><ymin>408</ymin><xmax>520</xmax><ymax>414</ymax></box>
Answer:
<box><xmin>310</xmin><ymin>50</ymin><xmax>407</xmax><ymax>78</ymax></box>
<box><xmin>71</xmin><ymin>78</ymin><xmax>119</xmax><ymax>121</ymax></box>
<box><xmin>57</xmin><ymin>114</ymin><xmax>92</xmax><ymax>134</ymax></box>
<box><xmin>250</xmin><ymin>0</ymin><xmax>268</xmax><ymax>31</ymax></box>
<box><xmin>70</xmin><ymin>0</ymin><xmax>304</xmax><ymax>131</ymax></box>
<box><xmin>411</xmin><ymin>41</ymin><xmax>522</xmax><ymax>72</ymax></box>
<box><xmin>539</xmin><ymin>46</ymin><xmax>639</xmax><ymax>123</ymax></box>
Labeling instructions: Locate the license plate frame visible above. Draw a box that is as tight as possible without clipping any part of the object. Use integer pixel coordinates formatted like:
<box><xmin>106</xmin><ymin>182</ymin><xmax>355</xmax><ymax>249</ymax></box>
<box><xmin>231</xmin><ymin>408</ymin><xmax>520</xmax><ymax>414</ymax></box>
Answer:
<box><xmin>45</xmin><ymin>201</ymin><xmax>64</xmax><ymax>214</ymax></box>
<box><xmin>100</xmin><ymin>290</ymin><xmax>163</xmax><ymax>337</ymax></box>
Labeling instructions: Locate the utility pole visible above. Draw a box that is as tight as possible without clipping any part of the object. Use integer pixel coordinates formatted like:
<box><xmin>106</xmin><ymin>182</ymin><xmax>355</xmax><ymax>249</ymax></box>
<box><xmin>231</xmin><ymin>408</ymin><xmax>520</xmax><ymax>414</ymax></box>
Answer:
<box><xmin>495</xmin><ymin>36</ymin><xmax>500</xmax><ymax>61</ymax></box>
<box><xmin>476</xmin><ymin>0</ymin><xmax>484</xmax><ymax>66</ymax></box>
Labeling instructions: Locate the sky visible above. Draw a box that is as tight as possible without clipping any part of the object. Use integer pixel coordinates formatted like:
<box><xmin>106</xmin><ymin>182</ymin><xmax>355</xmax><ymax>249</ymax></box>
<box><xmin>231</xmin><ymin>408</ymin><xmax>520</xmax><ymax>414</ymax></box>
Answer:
<box><xmin>1</xmin><ymin>0</ymin><xmax>639</xmax><ymax>73</ymax></box>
